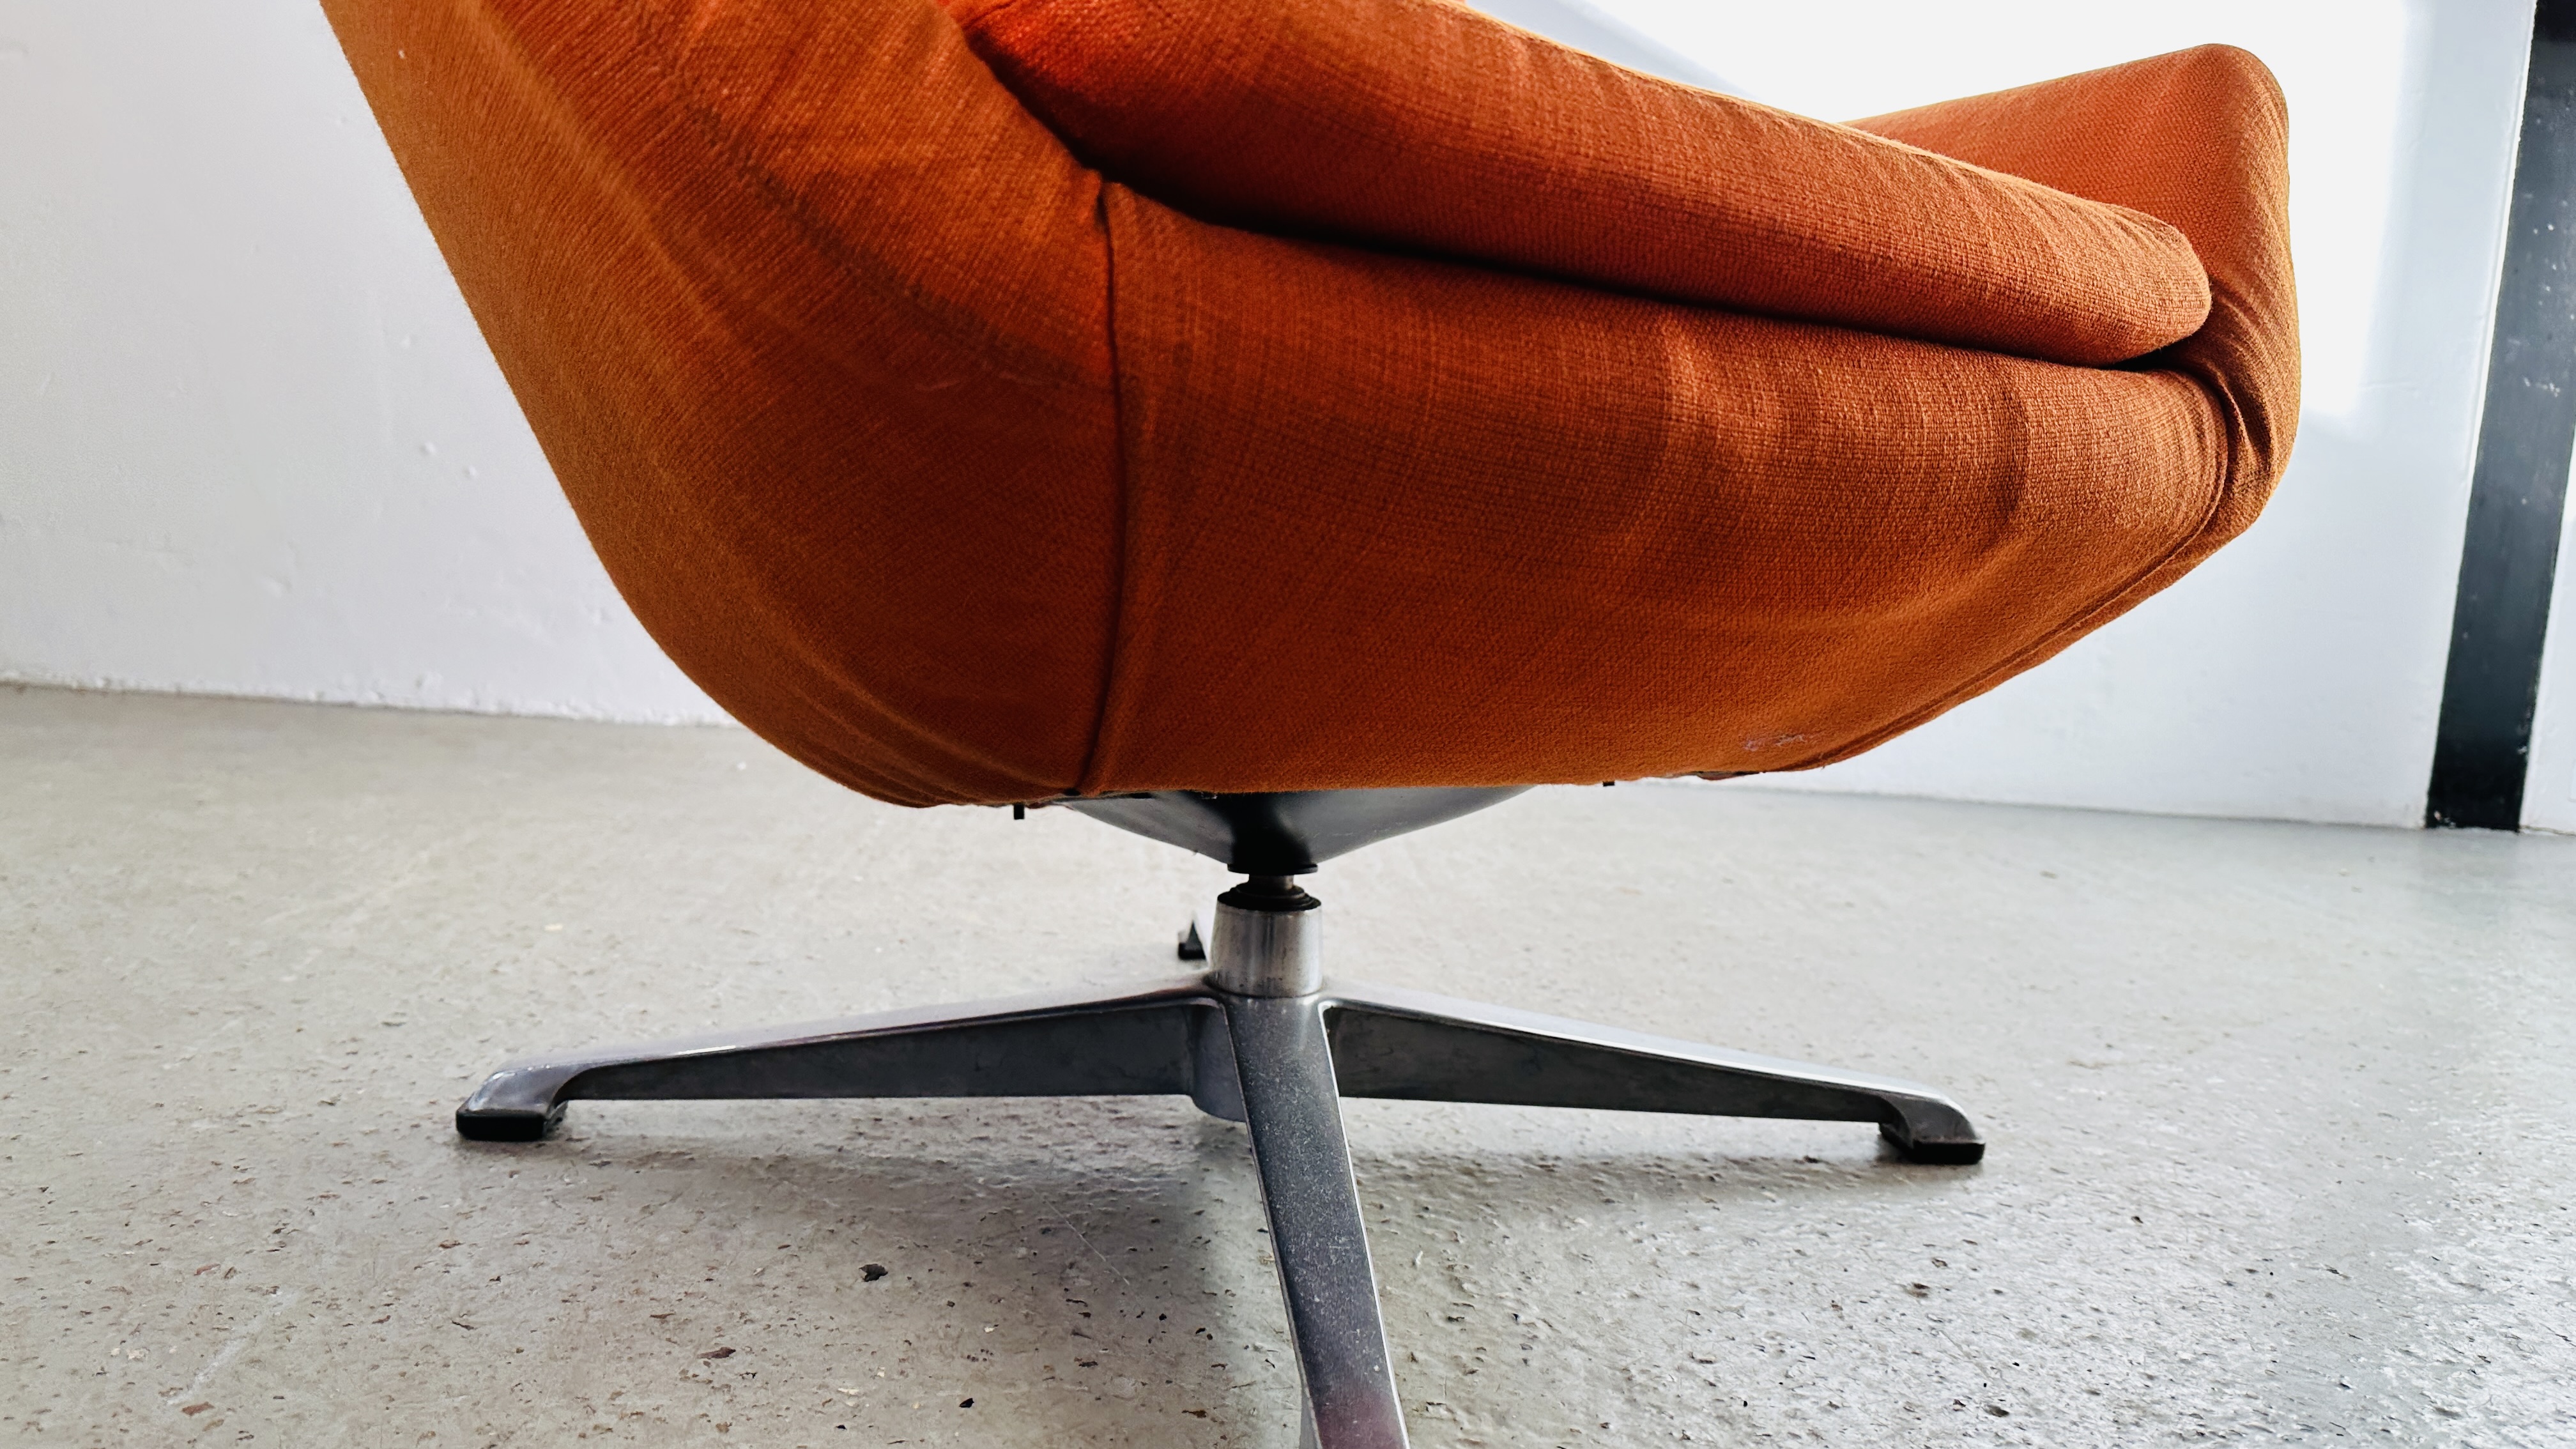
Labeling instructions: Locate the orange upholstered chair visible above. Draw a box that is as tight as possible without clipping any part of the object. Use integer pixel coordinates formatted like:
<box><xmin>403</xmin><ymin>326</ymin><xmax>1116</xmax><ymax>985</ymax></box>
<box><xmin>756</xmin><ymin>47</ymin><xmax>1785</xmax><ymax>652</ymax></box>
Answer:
<box><xmin>319</xmin><ymin>0</ymin><xmax>2293</xmax><ymax>1440</ymax></box>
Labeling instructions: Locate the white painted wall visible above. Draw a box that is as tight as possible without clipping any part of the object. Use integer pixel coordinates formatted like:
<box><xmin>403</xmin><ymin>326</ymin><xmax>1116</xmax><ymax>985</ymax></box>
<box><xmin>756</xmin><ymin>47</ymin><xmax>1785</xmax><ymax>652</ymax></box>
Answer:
<box><xmin>0</xmin><ymin>0</ymin><xmax>723</xmax><ymax>721</ymax></box>
<box><xmin>0</xmin><ymin>0</ymin><xmax>2537</xmax><ymax>824</ymax></box>
<box><xmin>2517</xmin><ymin>428</ymin><xmax>2576</xmax><ymax>832</ymax></box>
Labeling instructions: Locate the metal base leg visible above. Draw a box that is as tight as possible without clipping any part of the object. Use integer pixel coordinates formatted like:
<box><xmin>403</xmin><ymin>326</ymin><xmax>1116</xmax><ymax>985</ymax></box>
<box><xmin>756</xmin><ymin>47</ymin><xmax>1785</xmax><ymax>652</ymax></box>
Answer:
<box><xmin>453</xmin><ymin>975</ymin><xmax>1248</xmax><ymax>1140</ymax></box>
<box><xmin>1227</xmin><ymin>993</ymin><xmax>1409</xmax><ymax>1448</ymax></box>
<box><xmin>1320</xmin><ymin>981</ymin><xmax>1984</xmax><ymax>1165</ymax></box>
<box><xmin>453</xmin><ymin>887</ymin><xmax>1981</xmax><ymax>1445</ymax></box>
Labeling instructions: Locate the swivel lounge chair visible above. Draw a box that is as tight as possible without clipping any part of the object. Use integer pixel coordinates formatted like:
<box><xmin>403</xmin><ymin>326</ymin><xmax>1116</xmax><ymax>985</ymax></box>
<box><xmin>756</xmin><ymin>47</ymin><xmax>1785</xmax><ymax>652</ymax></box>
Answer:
<box><xmin>319</xmin><ymin>0</ymin><xmax>2296</xmax><ymax>1442</ymax></box>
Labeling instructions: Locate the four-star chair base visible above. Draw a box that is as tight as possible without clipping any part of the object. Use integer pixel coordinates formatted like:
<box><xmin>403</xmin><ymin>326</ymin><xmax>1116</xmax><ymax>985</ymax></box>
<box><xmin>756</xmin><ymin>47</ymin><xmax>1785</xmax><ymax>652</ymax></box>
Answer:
<box><xmin>456</xmin><ymin>802</ymin><xmax>1983</xmax><ymax>1449</ymax></box>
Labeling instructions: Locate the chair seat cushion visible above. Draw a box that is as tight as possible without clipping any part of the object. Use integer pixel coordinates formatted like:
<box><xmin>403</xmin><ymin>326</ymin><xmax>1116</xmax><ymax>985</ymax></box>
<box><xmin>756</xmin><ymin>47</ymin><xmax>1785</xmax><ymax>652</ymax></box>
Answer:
<box><xmin>1077</xmin><ymin>43</ymin><xmax>2297</xmax><ymax>793</ymax></box>
<box><xmin>943</xmin><ymin>0</ymin><xmax>2211</xmax><ymax>367</ymax></box>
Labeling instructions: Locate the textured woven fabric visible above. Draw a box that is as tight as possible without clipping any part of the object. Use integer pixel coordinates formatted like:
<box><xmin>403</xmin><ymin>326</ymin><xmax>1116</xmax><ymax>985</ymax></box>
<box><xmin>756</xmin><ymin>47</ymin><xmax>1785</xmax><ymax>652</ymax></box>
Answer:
<box><xmin>944</xmin><ymin>0</ymin><xmax>2212</xmax><ymax>366</ymax></box>
<box><xmin>320</xmin><ymin>0</ymin><xmax>1124</xmax><ymax>805</ymax></box>
<box><xmin>318</xmin><ymin>0</ymin><xmax>2296</xmax><ymax>807</ymax></box>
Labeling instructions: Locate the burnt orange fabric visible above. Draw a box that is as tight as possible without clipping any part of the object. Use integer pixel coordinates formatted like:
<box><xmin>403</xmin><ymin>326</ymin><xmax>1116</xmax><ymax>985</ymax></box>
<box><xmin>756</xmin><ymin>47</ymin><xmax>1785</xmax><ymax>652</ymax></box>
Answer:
<box><xmin>1851</xmin><ymin>49</ymin><xmax>2299</xmax><ymax>650</ymax></box>
<box><xmin>317</xmin><ymin>0</ymin><xmax>2296</xmax><ymax>808</ymax></box>
<box><xmin>318</xmin><ymin>0</ymin><xmax>1123</xmax><ymax>806</ymax></box>
<box><xmin>943</xmin><ymin>0</ymin><xmax>2211</xmax><ymax>367</ymax></box>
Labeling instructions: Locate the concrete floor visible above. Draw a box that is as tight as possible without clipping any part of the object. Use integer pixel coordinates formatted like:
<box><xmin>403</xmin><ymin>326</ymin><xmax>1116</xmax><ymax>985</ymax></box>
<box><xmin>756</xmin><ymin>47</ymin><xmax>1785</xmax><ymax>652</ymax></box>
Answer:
<box><xmin>3</xmin><ymin>686</ymin><xmax>2573</xmax><ymax>1447</ymax></box>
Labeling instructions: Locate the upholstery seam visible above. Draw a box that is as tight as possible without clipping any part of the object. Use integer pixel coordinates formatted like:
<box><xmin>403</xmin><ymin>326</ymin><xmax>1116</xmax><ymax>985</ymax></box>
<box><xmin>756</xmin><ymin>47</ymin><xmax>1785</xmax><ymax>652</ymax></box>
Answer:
<box><xmin>1070</xmin><ymin>181</ymin><xmax>1129</xmax><ymax>797</ymax></box>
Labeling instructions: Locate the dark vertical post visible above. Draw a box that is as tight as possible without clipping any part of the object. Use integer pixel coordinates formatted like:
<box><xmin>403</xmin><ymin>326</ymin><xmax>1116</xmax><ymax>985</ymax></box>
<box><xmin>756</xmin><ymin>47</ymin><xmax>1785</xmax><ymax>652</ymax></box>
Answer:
<box><xmin>2427</xmin><ymin>2</ymin><xmax>2576</xmax><ymax>829</ymax></box>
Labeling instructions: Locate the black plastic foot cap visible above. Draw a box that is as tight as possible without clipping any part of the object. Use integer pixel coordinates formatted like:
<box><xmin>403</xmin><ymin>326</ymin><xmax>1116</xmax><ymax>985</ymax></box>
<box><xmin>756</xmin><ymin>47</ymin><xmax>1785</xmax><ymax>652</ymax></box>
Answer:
<box><xmin>456</xmin><ymin>1105</ymin><xmax>562</xmax><ymax>1142</ymax></box>
<box><xmin>1883</xmin><ymin>1130</ymin><xmax>1984</xmax><ymax>1165</ymax></box>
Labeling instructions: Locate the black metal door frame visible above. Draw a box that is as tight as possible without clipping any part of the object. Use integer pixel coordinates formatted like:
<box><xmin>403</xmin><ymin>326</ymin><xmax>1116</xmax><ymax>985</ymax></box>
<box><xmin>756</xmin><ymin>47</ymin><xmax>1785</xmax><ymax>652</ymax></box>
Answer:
<box><xmin>2426</xmin><ymin>0</ymin><xmax>2576</xmax><ymax>829</ymax></box>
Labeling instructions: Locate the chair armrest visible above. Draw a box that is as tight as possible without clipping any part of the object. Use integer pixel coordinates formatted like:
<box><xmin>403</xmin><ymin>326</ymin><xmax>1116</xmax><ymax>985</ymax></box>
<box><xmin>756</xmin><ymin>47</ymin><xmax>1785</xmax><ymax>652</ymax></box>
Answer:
<box><xmin>944</xmin><ymin>0</ymin><xmax>2212</xmax><ymax>366</ymax></box>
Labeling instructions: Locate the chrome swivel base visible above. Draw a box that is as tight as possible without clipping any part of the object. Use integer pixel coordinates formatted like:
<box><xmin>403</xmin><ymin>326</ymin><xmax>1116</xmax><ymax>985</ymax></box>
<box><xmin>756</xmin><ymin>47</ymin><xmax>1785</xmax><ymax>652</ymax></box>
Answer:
<box><xmin>454</xmin><ymin>875</ymin><xmax>1981</xmax><ymax>1448</ymax></box>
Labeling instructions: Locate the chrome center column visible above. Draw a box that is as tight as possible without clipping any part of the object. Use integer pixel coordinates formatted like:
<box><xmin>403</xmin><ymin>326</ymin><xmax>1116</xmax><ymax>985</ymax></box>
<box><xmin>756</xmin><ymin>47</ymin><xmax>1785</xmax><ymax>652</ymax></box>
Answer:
<box><xmin>1204</xmin><ymin>878</ymin><xmax>1407</xmax><ymax>1449</ymax></box>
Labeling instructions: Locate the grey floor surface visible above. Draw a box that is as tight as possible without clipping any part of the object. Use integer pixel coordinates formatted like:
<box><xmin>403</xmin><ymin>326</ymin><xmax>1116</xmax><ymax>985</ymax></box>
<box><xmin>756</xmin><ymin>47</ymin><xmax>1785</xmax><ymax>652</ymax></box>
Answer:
<box><xmin>3</xmin><ymin>685</ymin><xmax>2572</xmax><ymax>1447</ymax></box>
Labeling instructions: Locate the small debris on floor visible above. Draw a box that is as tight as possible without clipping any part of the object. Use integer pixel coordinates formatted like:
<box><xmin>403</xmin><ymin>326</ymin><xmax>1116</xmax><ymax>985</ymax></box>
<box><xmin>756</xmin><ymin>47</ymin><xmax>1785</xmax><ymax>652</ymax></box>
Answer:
<box><xmin>700</xmin><ymin>1347</ymin><xmax>735</xmax><ymax>1360</ymax></box>
<box><xmin>861</xmin><ymin>1263</ymin><xmax>888</xmax><ymax>1282</ymax></box>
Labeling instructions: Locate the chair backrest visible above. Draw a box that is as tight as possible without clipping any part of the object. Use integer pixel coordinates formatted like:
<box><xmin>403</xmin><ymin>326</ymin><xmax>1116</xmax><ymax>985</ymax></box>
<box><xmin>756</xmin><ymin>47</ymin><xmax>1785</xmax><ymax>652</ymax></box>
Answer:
<box><xmin>320</xmin><ymin>0</ymin><xmax>1126</xmax><ymax>808</ymax></box>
